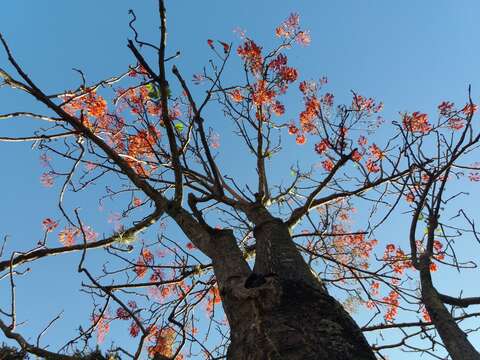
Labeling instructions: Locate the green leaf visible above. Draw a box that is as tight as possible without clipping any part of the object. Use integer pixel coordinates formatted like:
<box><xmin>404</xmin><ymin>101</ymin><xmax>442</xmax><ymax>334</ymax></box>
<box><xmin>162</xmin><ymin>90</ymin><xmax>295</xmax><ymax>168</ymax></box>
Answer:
<box><xmin>145</xmin><ymin>83</ymin><xmax>154</xmax><ymax>92</ymax></box>
<box><xmin>145</xmin><ymin>83</ymin><xmax>159</xmax><ymax>100</ymax></box>
<box><xmin>175</xmin><ymin>123</ymin><xmax>184</xmax><ymax>132</ymax></box>
<box><xmin>418</xmin><ymin>213</ymin><xmax>424</xmax><ymax>221</ymax></box>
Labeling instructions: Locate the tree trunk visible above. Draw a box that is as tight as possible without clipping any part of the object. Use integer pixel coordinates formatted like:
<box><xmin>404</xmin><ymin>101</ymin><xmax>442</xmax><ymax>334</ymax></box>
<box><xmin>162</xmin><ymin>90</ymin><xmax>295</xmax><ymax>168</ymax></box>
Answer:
<box><xmin>224</xmin><ymin>277</ymin><xmax>375</xmax><ymax>360</ymax></box>
<box><xmin>419</xmin><ymin>256</ymin><xmax>480</xmax><ymax>360</ymax></box>
<box><xmin>215</xmin><ymin>210</ymin><xmax>376</xmax><ymax>360</ymax></box>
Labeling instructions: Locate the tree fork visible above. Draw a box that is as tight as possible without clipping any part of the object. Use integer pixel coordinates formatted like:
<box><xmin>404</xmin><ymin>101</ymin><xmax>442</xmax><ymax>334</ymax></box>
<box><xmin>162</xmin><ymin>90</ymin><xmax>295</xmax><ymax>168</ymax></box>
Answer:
<box><xmin>216</xmin><ymin>211</ymin><xmax>376</xmax><ymax>359</ymax></box>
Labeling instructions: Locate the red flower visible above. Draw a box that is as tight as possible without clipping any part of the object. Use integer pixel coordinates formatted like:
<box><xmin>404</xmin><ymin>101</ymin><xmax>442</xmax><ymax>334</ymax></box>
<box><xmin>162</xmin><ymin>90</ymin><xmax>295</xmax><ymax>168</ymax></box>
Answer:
<box><xmin>237</xmin><ymin>39</ymin><xmax>263</xmax><ymax>74</ymax></box>
<box><xmin>314</xmin><ymin>139</ymin><xmax>331</xmax><ymax>155</ymax></box>
<box><xmin>127</xmin><ymin>300</ymin><xmax>137</xmax><ymax>309</ymax></box>
<box><xmin>252</xmin><ymin>80</ymin><xmax>275</xmax><ymax>106</ymax></box>
<box><xmin>84</xmin><ymin>92</ymin><xmax>107</xmax><ymax>118</ymax></box>
<box><xmin>421</xmin><ymin>306</ymin><xmax>431</xmax><ymax>322</ymax></box>
<box><xmin>352</xmin><ymin>149</ymin><xmax>363</xmax><ymax>162</ymax></box>
<box><xmin>438</xmin><ymin>101</ymin><xmax>454</xmax><ymax>116</ymax></box>
<box><xmin>448</xmin><ymin>118</ymin><xmax>465</xmax><ymax>130</ymax></box>
<box><xmin>42</xmin><ymin>218</ymin><xmax>58</xmax><ymax>232</ymax></box>
<box><xmin>296</xmin><ymin>31</ymin><xmax>311</xmax><ymax>46</ymax></box>
<box><xmin>271</xmin><ymin>101</ymin><xmax>285</xmax><ymax>116</ymax></box>
<box><xmin>58</xmin><ymin>227</ymin><xmax>78</xmax><ymax>246</ymax></box>
<box><xmin>352</xmin><ymin>94</ymin><xmax>383</xmax><ymax>114</ymax></box>
<box><xmin>383</xmin><ymin>290</ymin><xmax>400</xmax><ymax>322</ymax></box>
<box><xmin>288</xmin><ymin>124</ymin><xmax>299</xmax><ymax>135</ymax></box>
<box><xmin>279</xmin><ymin>67</ymin><xmax>298</xmax><ymax>83</ymax></box>
<box><xmin>402</xmin><ymin>112</ymin><xmax>431</xmax><ymax>133</ymax></box>
<box><xmin>92</xmin><ymin>313</ymin><xmax>110</xmax><ymax>344</ymax></box>
<box><xmin>275</xmin><ymin>26</ymin><xmax>288</xmax><ymax>38</ymax></box>
<box><xmin>229</xmin><ymin>89</ymin><xmax>243</xmax><ymax>103</ymax></box>
<box><xmin>295</xmin><ymin>134</ymin><xmax>306</xmax><ymax>145</ymax></box>
<box><xmin>357</xmin><ymin>135</ymin><xmax>368</xmax><ymax>147</ymax></box>
<box><xmin>129</xmin><ymin>322</ymin><xmax>140</xmax><ymax>338</ymax></box>
<box><xmin>275</xmin><ymin>13</ymin><xmax>300</xmax><ymax>39</ymax></box>
<box><xmin>322</xmin><ymin>93</ymin><xmax>334</xmax><ymax>107</ymax></box>
<box><xmin>366</xmin><ymin>158</ymin><xmax>380</xmax><ymax>173</ymax></box>
<box><xmin>219</xmin><ymin>41</ymin><xmax>230</xmax><ymax>53</ymax></box>
<box><xmin>134</xmin><ymin>258</ymin><xmax>148</xmax><ymax>279</ymax></box>
<box><xmin>462</xmin><ymin>103</ymin><xmax>477</xmax><ymax>116</ymax></box>
<box><xmin>268</xmin><ymin>53</ymin><xmax>287</xmax><ymax>71</ymax></box>
<box><xmin>386</xmin><ymin>244</ymin><xmax>396</xmax><ymax>253</ymax></box>
<box><xmin>142</xmin><ymin>248</ymin><xmax>154</xmax><ymax>263</ymax></box>
<box><xmin>40</xmin><ymin>172</ymin><xmax>55</xmax><ymax>187</ymax></box>
<box><xmin>469</xmin><ymin>172</ymin><xmax>480</xmax><ymax>181</ymax></box>
<box><xmin>321</xmin><ymin>159</ymin><xmax>334</xmax><ymax>172</ymax></box>
<box><xmin>299</xmin><ymin>96</ymin><xmax>320</xmax><ymax>133</ymax></box>
<box><xmin>116</xmin><ymin>307</ymin><xmax>131</xmax><ymax>320</ymax></box>
<box><xmin>405</xmin><ymin>193</ymin><xmax>415</xmax><ymax>203</ymax></box>
<box><xmin>369</xmin><ymin>143</ymin><xmax>384</xmax><ymax>160</ymax></box>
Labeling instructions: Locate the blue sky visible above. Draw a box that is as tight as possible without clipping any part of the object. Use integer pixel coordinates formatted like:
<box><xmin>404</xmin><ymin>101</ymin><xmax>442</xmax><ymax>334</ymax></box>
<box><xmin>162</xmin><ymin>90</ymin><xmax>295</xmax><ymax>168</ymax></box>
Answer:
<box><xmin>1</xmin><ymin>1</ymin><xmax>480</xmax><ymax>359</ymax></box>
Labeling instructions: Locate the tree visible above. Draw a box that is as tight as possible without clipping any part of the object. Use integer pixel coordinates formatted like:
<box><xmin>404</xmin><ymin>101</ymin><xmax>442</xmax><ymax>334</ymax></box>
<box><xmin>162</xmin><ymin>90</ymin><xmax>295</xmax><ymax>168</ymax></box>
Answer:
<box><xmin>1</xmin><ymin>1</ymin><xmax>480</xmax><ymax>359</ymax></box>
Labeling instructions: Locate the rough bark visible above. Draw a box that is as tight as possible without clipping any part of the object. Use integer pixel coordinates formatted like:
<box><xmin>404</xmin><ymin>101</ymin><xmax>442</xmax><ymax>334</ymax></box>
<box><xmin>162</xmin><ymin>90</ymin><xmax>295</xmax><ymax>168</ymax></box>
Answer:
<box><xmin>223</xmin><ymin>277</ymin><xmax>376</xmax><ymax>360</ymax></box>
<box><xmin>213</xmin><ymin>207</ymin><xmax>376</xmax><ymax>360</ymax></box>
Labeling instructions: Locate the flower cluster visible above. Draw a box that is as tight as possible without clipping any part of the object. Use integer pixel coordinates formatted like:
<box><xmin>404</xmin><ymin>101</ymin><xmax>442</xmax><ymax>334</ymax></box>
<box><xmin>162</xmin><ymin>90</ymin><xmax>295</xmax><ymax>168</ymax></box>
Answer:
<box><xmin>237</xmin><ymin>39</ymin><xmax>263</xmax><ymax>74</ymax></box>
<box><xmin>369</xmin><ymin>144</ymin><xmax>384</xmax><ymax>160</ymax></box>
<box><xmin>252</xmin><ymin>80</ymin><xmax>276</xmax><ymax>106</ymax></box>
<box><xmin>402</xmin><ymin>112</ymin><xmax>431</xmax><ymax>133</ymax></box>
<box><xmin>365</xmin><ymin>158</ymin><xmax>380</xmax><ymax>173</ymax></box>
<box><xmin>299</xmin><ymin>80</ymin><xmax>317</xmax><ymax>96</ymax></box>
<box><xmin>275</xmin><ymin>13</ymin><xmax>311</xmax><ymax>46</ymax></box>
<box><xmin>61</xmin><ymin>90</ymin><xmax>107</xmax><ymax>120</ymax></box>
<box><xmin>228</xmin><ymin>89</ymin><xmax>243</xmax><ymax>103</ymax></box>
<box><xmin>383</xmin><ymin>244</ymin><xmax>412</xmax><ymax>275</ymax></box>
<box><xmin>269</xmin><ymin>53</ymin><xmax>298</xmax><ymax>91</ymax></box>
<box><xmin>58</xmin><ymin>227</ymin><xmax>79</xmax><ymax>246</ymax></box>
<box><xmin>40</xmin><ymin>172</ymin><xmax>55</xmax><ymax>187</ymax></box>
<box><xmin>146</xmin><ymin>326</ymin><xmax>177</xmax><ymax>359</ymax></box>
<box><xmin>134</xmin><ymin>248</ymin><xmax>155</xmax><ymax>279</ymax></box>
<box><xmin>92</xmin><ymin>313</ymin><xmax>110</xmax><ymax>344</ymax></box>
<box><xmin>321</xmin><ymin>159</ymin><xmax>334</xmax><ymax>172</ymax></box>
<box><xmin>329</xmin><ymin>225</ymin><xmax>378</xmax><ymax>270</ymax></box>
<box><xmin>438</xmin><ymin>101</ymin><xmax>454</xmax><ymax>116</ymax></box>
<box><xmin>299</xmin><ymin>96</ymin><xmax>320</xmax><ymax>133</ymax></box>
<box><xmin>314</xmin><ymin>139</ymin><xmax>331</xmax><ymax>155</ymax></box>
<box><xmin>383</xmin><ymin>290</ymin><xmax>400</xmax><ymax>322</ymax></box>
<box><xmin>352</xmin><ymin>94</ymin><xmax>383</xmax><ymax>115</ymax></box>
<box><xmin>462</xmin><ymin>103</ymin><xmax>478</xmax><ymax>116</ymax></box>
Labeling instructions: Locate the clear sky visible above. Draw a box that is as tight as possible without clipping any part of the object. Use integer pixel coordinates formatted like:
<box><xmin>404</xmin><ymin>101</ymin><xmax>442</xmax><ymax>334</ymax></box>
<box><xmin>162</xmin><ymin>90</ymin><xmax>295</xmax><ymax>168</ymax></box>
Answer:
<box><xmin>1</xmin><ymin>1</ymin><xmax>480</xmax><ymax>359</ymax></box>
